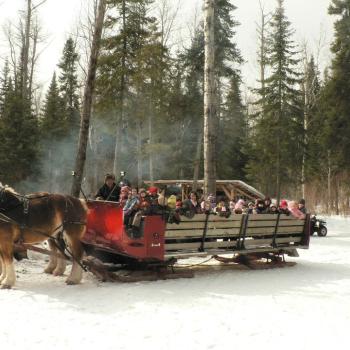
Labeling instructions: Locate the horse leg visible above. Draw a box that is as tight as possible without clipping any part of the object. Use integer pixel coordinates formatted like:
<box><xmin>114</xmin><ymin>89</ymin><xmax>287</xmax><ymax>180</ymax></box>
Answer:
<box><xmin>44</xmin><ymin>238</ymin><xmax>58</xmax><ymax>274</ymax></box>
<box><xmin>65</xmin><ymin>234</ymin><xmax>84</xmax><ymax>285</ymax></box>
<box><xmin>53</xmin><ymin>253</ymin><xmax>67</xmax><ymax>277</ymax></box>
<box><xmin>0</xmin><ymin>243</ymin><xmax>16</xmax><ymax>289</ymax></box>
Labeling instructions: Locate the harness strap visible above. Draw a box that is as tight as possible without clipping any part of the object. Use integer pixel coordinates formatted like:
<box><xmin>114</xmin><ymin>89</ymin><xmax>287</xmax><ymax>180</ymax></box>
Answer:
<box><xmin>0</xmin><ymin>211</ymin><xmax>87</xmax><ymax>271</ymax></box>
<box><xmin>199</xmin><ymin>211</ymin><xmax>210</xmax><ymax>252</ymax></box>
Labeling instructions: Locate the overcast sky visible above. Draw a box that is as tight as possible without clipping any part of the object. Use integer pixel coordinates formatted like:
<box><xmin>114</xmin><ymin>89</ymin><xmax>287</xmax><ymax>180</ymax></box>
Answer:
<box><xmin>0</xmin><ymin>0</ymin><xmax>335</xmax><ymax>92</ymax></box>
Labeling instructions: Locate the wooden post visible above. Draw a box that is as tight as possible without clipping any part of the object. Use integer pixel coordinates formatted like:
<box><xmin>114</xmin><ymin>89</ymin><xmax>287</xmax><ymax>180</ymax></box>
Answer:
<box><xmin>203</xmin><ymin>0</ymin><xmax>217</xmax><ymax>197</ymax></box>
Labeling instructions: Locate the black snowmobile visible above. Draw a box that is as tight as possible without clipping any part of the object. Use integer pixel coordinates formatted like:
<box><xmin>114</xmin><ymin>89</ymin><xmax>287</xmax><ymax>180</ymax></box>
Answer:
<box><xmin>310</xmin><ymin>215</ymin><xmax>328</xmax><ymax>237</ymax></box>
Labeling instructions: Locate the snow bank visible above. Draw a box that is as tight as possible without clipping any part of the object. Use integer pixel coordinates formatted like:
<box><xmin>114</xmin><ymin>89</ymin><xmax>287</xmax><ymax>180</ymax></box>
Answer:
<box><xmin>1</xmin><ymin>216</ymin><xmax>350</xmax><ymax>350</ymax></box>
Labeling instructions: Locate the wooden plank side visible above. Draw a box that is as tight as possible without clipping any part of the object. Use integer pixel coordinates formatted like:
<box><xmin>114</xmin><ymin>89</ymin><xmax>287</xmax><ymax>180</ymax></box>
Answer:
<box><xmin>165</xmin><ymin>226</ymin><xmax>302</xmax><ymax>239</ymax></box>
<box><xmin>246</xmin><ymin>226</ymin><xmax>304</xmax><ymax>235</ymax></box>
<box><xmin>179</xmin><ymin>214</ymin><xmax>242</xmax><ymax>222</ymax></box>
<box><xmin>248</xmin><ymin>214</ymin><xmax>305</xmax><ymax>222</ymax></box>
<box><xmin>166</xmin><ymin>222</ymin><xmax>206</xmax><ymax>230</ymax></box>
<box><xmin>246</xmin><ymin>220</ymin><xmax>304</xmax><ymax>228</ymax></box>
<box><xmin>244</xmin><ymin>236</ymin><xmax>302</xmax><ymax>247</ymax></box>
<box><xmin>166</xmin><ymin>220</ymin><xmax>241</xmax><ymax>230</ymax></box>
<box><xmin>165</xmin><ymin>236</ymin><xmax>301</xmax><ymax>252</ymax></box>
<box><xmin>165</xmin><ymin>240</ymin><xmax>237</xmax><ymax>251</ymax></box>
<box><xmin>165</xmin><ymin>227</ymin><xmax>241</xmax><ymax>239</ymax></box>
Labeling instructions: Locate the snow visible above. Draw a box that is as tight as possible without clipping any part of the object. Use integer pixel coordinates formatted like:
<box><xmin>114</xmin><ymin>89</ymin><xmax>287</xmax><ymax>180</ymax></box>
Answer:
<box><xmin>1</xmin><ymin>216</ymin><xmax>350</xmax><ymax>350</ymax></box>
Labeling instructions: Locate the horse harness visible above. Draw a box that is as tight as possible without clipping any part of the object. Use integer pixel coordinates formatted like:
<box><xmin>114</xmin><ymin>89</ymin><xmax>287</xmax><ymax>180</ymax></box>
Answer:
<box><xmin>0</xmin><ymin>190</ymin><xmax>87</xmax><ymax>271</ymax></box>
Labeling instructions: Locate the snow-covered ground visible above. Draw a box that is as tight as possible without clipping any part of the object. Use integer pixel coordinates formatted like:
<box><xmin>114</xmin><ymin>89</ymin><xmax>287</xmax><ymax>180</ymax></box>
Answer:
<box><xmin>1</xmin><ymin>216</ymin><xmax>350</xmax><ymax>350</ymax></box>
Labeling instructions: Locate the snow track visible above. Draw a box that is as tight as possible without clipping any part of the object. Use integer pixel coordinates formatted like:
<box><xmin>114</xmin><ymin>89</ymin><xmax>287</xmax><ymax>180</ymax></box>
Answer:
<box><xmin>1</xmin><ymin>216</ymin><xmax>350</xmax><ymax>350</ymax></box>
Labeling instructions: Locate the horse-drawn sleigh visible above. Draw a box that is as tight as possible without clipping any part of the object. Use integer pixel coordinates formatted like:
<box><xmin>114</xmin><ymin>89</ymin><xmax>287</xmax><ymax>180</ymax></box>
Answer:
<box><xmin>0</xmin><ymin>184</ymin><xmax>311</xmax><ymax>289</ymax></box>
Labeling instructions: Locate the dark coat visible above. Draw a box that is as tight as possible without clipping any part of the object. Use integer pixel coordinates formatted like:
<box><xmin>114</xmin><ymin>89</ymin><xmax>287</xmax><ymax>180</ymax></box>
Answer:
<box><xmin>299</xmin><ymin>206</ymin><xmax>307</xmax><ymax>214</ymax></box>
<box><xmin>95</xmin><ymin>183</ymin><xmax>121</xmax><ymax>202</ymax></box>
<box><xmin>183</xmin><ymin>199</ymin><xmax>202</xmax><ymax>214</ymax></box>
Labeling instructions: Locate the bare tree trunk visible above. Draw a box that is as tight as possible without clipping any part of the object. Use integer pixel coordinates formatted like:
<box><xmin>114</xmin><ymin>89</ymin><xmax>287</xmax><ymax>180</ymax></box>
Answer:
<box><xmin>203</xmin><ymin>0</ymin><xmax>217</xmax><ymax>197</ymax></box>
<box><xmin>257</xmin><ymin>1</ymin><xmax>270</xmax><ymax>111</ymax></box>
<box><xmin>113</xmin><ymin>112</ymin><xmax>121</xmax><ymax>176</ymax></box>
<box><xmin>71</xmin><ymin>0</ymin><xmax>106</xmax><ymax>197</ymax></box>
<box><xmin>301</xmin><ymin>47</ymin><xmax>310</xmax><ymax>201</ymax></box>
<box><xmin>301</xmin><ymin>77</ymin><xmax>307</xmax><ymax>200</ymax></box>
<box><xmin>327</xmin><ymin>150</ymin><xmax>332</xmax><ymax>214</ymax></box>
<box><xmin>21</xmin><ymin>0</ymin><xmax>32</xmax><ymax>99</ymax></box>
<box><xmin>113</xmin><ymin>0</ymin><xmax>127</xmax><ymax>176</ymax></box>
<box><xmin>335</xmin><ymin>175</ymin><xmax>339</xmax><ymax>216</ymax></box>
<box><xmin>137</xmin><ymin>121</ymin><xmax>143</xmax><ymax>189</ymax></box>
<box><xmin>193</xmin><ymin>132</ymin><xmax>202</xmax><ymax>192</ymax></box>
<box><xmin>148</xmin><ymin>112</ymin><xmax>154</xmax><ymax>185</ymax></box>
<box><xmin>29</xmin><ymin>18</ymin><xmax>39</xmax><ymax>99</ymax></box>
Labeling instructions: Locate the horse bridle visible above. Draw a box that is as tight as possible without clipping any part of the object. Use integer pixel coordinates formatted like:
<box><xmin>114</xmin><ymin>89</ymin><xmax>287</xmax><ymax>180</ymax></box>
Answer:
<box><xmin>0</xmin><ymin>186</ymin><xmax>28</xmax><ymax>215</ymax></box>
<box><xmin>0</xmin><ymin>185</ymin><xmax>6</xmax><ymax>205</ymax></box>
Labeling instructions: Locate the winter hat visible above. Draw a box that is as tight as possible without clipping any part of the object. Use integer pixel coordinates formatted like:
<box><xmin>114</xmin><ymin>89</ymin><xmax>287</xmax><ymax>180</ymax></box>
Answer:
<box><xmin>299</xmin><ymin>199</ymin><xmax>306</xmax><ymax>205</ymax></box>
<box><xmin>280</xmin><ymin>200</ymin><xmax>288</xmax><ymax>209</ymax></box>
<box><xmin>235</xmin><ymin>199</ymin><xmax>245</xmax><ymax>210</ymax></box>
<box><xmin>148</xmin><ymin>187</ymin><xmax>158</xmax><ymax>195</ymax></box>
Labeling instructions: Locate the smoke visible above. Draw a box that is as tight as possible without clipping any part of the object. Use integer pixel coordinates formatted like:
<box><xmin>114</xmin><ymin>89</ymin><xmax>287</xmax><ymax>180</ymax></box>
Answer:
<box><xmin>16</xmin><ymin>129</ymin><xmax>79</xmax><ymax>194</ymax></box>
<box><xmin>12</xmin><ymin>101</ymin><xmax>203</xmax><ymax>196</ymax></box>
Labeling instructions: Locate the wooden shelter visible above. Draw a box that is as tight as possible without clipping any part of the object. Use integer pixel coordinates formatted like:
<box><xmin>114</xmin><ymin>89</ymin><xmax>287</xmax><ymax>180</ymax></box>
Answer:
<box><xmin>144</xmin><ymin>180</ymin><xmax>265</xmax><ymax>201</ymax></box>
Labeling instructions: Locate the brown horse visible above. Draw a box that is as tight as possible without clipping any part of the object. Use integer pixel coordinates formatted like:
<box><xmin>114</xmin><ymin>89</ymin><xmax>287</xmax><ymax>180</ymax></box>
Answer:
<box><xmin>0</xmin><ymin>184</ymin><xmax>88</xmax><ymax>289</ymax></box>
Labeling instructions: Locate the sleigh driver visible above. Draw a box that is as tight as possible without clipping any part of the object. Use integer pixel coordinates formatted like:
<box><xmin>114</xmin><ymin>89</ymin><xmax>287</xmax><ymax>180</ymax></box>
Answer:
<box><xmin>95</xmin><ymin>173</ymin><xmax>121</xmax><ymax>202</ymax></box>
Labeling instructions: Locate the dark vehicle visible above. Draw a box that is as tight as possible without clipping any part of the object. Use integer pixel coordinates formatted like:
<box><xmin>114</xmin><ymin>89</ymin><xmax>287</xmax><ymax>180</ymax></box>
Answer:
<box><xmin>310</xmin><ymin>215</ymin><xmax>328</xmax><ymax>237</ymax></box>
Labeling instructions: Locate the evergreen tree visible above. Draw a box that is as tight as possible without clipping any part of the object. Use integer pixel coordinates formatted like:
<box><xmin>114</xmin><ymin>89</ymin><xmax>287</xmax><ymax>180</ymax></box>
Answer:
<box><xmin>96</xmin><ymin>0</ymin><xmax>169</xmax><ymax>183</ymax></box>
<box><xmin>321</xmin><ymin>0</ymin><xmax>350</xmax><ymax>170</ymax></box>
<box><xmin>301</xmin><ymin>55</ymin><xmax>321</xmax><ymax>190</ymax></box>
<box><xmin>58</xmin><ymin>37</ymin><xmax>80</xmax><ymax>132</ymax></box>
<box><xmin>0</xmin><ymin>78</ymin><xmax>39</xmax><ymax>185</ymax></box>
<box><xmin>0</xmin><ymin>59</ymin><xmax>10</xmax><ymax>117</ymax></box>
<box><xmin>40</xmin><ymin>72</ymin><xmax>72</xmax><ymax>192</ymax></box>
<box><xmin>246</xmin><ymin>0</ymin><xmax>302</xmax><ymax>199</ymax></box>
<box><xmin>218</xmin><ymin>73</ymin><xmax>247</xmax><ymax>179</ymax></box>
<box><xmin>41</xmin><ymin>72</ymin><xmax>66</xmax><ymax>138</ymax></box>
<box><xmin>214</xmin><ymin>0</ymin><xmax>243</xmax><ymax>78</ymax></box>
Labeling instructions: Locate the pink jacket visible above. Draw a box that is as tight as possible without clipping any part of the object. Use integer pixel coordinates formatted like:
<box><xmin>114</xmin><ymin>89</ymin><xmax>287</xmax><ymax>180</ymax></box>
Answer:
<box><xmin>235</xmin><ymin>199</ymin><xmax>245</xmax><ymax>211</ymax></box>
<box><xmin>289</xmin><ymin>207</ymin><xmax>306</xmax><ymax>220</ymax></box>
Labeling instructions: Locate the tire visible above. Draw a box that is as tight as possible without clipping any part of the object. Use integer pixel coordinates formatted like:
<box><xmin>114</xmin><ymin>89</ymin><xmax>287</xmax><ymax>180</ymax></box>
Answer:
<box><xmin>317</xmin><ymin>226</ymin><xmax>328</xmax><ymax>237</ymax></box>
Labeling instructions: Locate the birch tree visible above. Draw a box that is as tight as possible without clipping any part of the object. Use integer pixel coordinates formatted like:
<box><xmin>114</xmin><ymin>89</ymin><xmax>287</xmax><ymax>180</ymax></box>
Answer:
<box><xmin>203</xmin><ymin>0</ymin><xmax>217</xmax><ymax>196</ymax></box>
<box><xmin>71</xmin><ymin>0</ymin><xmax>107</xmax><ymax>197</ymax></box>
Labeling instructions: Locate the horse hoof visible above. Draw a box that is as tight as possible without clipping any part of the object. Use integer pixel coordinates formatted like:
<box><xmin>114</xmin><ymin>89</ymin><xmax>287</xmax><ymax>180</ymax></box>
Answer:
<box><xmin>44</xmin><ymin>268</ymin><xmax>54</xmax><ymax>274</ymax></box>
<box><xmin>53</xmin><ymin>270</ymin><xmax>65</xmax><ymax>276</ymax></box>
<box><xmin>0</xmin><ymin>284</ymin><xmax>12</xmax><ymax>290</ymax></box>
<box><xmin>65</xmin><ymin>279</ymin><xmax>79</xmax><ymax>285</ymax></box>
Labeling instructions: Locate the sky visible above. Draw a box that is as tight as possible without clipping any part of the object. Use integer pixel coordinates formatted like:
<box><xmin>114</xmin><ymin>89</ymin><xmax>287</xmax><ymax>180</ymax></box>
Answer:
<box><xmin>0</xmin><ymin>0</ymin><xmax>335</xmax><ymax>93</ymax></box>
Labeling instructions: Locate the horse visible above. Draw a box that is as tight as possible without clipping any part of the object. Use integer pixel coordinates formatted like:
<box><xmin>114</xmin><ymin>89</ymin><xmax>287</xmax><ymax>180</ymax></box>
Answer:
<box><xmin>0</xmin><ymin>183</ymin><xmax>88</xmax><ymax>289</ymax></box>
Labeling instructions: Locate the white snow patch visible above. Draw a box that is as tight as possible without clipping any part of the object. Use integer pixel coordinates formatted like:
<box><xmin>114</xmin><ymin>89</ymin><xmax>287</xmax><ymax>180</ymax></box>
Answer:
<box><xmin>1</xmin><ymin>216</ymin><xmax>350</xmax><ymax>350</ymax></box>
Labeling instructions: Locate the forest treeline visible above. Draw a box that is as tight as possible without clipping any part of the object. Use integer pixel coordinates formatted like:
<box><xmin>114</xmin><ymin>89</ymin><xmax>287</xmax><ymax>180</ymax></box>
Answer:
<box><xmin>0</xmin><ymin>0</ymin><xmax>349</xmax><ymax>214</ymax></box>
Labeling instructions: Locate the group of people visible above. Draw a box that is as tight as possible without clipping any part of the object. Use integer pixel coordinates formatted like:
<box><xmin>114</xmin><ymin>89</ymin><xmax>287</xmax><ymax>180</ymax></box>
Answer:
<box><xmin>179</xmin><ymin>192</ymin><xmax>307</xmax><ymax>220</ymax></box>
<box><xmin>95</xmin><ymin>174</ymin><xmax>168</xmax><ymax>234</ymax></box>
<box><xmin>95</xmin><ymin>174</ymin><xmax>307</xmax><ymax>230</ymax></box>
